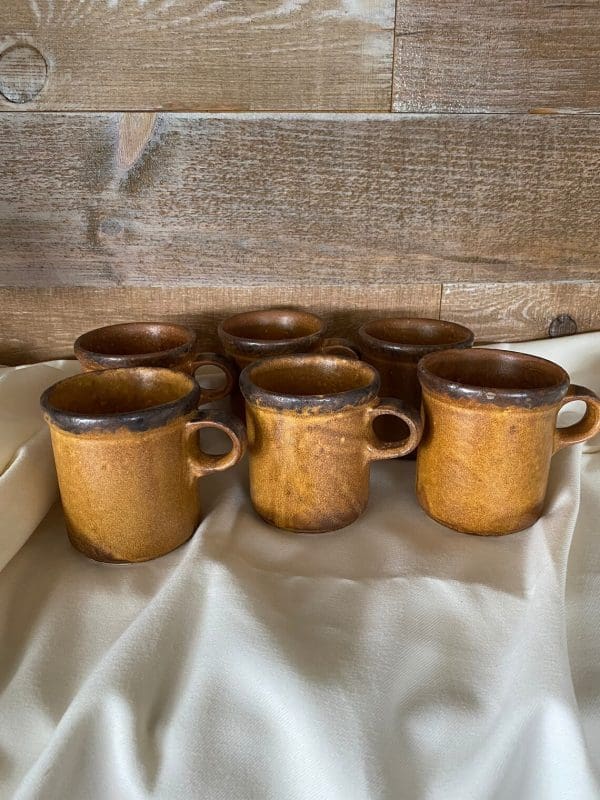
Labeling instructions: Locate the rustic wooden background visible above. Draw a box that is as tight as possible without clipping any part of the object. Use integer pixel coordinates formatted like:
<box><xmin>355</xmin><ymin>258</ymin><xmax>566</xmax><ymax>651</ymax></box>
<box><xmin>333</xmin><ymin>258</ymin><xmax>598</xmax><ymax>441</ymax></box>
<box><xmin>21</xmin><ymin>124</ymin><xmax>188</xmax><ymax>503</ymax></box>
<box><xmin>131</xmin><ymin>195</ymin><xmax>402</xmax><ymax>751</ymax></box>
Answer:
<box><xmin>1</xmin><ymin>1</ymin><xmax>599</xmax><ymax>364</ymax></box>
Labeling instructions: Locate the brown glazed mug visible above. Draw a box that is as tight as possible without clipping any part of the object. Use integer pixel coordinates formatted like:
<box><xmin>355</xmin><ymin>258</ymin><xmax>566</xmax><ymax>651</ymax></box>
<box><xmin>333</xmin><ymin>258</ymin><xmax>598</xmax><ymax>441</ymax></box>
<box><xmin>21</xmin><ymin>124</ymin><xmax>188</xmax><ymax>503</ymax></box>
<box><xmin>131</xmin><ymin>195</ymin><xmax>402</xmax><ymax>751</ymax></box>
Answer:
<box><xmin>358</xmin><ymin>318</ymin><xmax>474</xmax><ymax>449</ymax></box>
<box><xmin>416</xmin><ymin>348</ymin><xmax>600</xmax><ymax>536</ymax></box>
<box><xmin>218</xmin><ymin>308</ymin><xmax>358</xmax><ymax>369</ymax></box>
<box><xmin>219</xmin><ymin>308</ymin><xmax>358</xmax><ymax>417</ymax></box>
<box><xmin>41</xmin><ymin>367</ymin><xmax>246</xmax><ymax>562</ymax></box>
<box><xmin>239</xmin><ymin>354</ymin><xmax>423</xmax><ymax>533</ymax></box>
<box><xmin>74</xmin><ymin>322</ymin><xmax>236</xmax><ymax>403</ymax></box>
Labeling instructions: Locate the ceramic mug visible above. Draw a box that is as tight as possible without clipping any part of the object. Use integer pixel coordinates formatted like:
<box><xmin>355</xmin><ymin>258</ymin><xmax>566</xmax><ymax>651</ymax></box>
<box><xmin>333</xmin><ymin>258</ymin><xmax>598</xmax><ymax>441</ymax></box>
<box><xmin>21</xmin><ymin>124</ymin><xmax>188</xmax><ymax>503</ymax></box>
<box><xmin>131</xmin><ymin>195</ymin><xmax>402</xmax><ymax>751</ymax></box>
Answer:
<box><xmin>218</xmin><ymin>308</ymin><xmax>358</xmax><ymax>369</ymax></box>
<box><xmin>219</xmin><ymin>308</ymin><xmax>358</xmax><ymax>417</ymax></box>
<box><xmin>239</xmin><ymin>354</ymin><xmax>423</xmax><ymax>532</ymax></box>
<box><xmin>41</xmin><ymin>367</ymin><xmax>246</xmax><ymax>562</ymax></box>
<box><xmin>358</xmin><ymin>318</ymin><xmax>474</xmax><ymax>450</ymax></box>
<box><xmin>358</xmin><ymin>318</ymin><xmax>474</xmax><ymax>411</ymax></box>
<box><xmin>416</xmin><ymin>348</ymin><xmax>600</xmax><ymax>535</ymax></box>
<box><xmin>74</xmin><ymin>322</ymin><xmax>236</xmax><ymax>403</ymax></box>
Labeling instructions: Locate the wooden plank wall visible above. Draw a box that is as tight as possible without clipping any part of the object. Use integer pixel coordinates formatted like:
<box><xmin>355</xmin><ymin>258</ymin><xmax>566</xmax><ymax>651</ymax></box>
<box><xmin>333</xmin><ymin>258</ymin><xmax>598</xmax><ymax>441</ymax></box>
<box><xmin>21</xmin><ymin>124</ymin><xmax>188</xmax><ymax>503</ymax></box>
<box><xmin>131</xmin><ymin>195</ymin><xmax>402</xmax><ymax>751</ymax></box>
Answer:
<box><xmin>1</xmin><ymin>1</ymin><xmax>599</xmax><ymax>364</ymax></box>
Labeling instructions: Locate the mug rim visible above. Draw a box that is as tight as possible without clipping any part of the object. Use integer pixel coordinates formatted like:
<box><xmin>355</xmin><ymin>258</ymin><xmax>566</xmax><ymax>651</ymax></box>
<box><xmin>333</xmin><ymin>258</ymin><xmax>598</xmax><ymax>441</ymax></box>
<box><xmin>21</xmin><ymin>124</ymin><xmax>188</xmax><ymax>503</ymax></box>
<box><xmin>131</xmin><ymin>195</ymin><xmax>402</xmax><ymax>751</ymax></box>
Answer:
<box><xmin>239</xmin><ymin>353</ymin><xmax>380</xmax><ymax>412</ymax></box>
<box><xmin>74</xmin><ymin>322</ymin><xmax>197</xmax><ymax>366</ymax></box>
<box><xmin>418</xmin><ymin>348</ymin><xmax>570</xmax><ymax>407</ymax></box>
<box><xmin>358</xmin><ymin>317</ymin><xmax>474</xmax><ymax>356</ymax></box>
<box><xmin>41</xmin><ymin>367</ymin><xmax>200</xmax><ymax>434</ymax></box>
<box><xmin>218</xmin><ymin>308</ymin><xmax>325</xmax><ymax>356</ymax></box>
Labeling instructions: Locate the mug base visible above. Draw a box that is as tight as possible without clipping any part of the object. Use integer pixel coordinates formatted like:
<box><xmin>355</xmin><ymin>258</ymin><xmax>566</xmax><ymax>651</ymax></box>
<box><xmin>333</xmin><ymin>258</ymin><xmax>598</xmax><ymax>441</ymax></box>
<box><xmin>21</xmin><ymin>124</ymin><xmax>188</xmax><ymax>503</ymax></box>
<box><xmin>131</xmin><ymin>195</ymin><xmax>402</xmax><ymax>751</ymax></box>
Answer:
<box><xmin>253</xmin><ymin>508</ymin><xmax>361</xmax><ymax>535</ymax></box>
<box><xmin>66</xmin><ymin>530</ymin><xmax>195</xmax><ymax>563</ymax></box>
<box><xmin>420</xmin><ymin>506</ymin><xmax>538</xmax><ymax>537</ymax></box>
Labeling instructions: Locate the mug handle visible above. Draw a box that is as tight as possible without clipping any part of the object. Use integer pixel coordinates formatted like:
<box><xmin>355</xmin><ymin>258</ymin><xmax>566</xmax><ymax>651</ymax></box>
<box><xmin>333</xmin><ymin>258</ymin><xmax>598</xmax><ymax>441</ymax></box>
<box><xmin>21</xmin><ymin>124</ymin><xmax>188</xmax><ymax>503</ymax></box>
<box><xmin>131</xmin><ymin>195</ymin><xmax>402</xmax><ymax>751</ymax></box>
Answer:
<box><xmin>320</xmin><ymin>338</ymin><xmax>360</xmax><ymax>360</ymax></box>
<box><xmin>365</xmin><ymin>398</ymin><xmax>423</xmax><ymax>460</ymax></box>
<box><xmin>190</xmin><ymin>352</ymin><xmax>238</xmax><ymax>403</ymax></box>
<box><xmin>553</xmin><ymin>384</ymin><xmax>600</xmax><ymax>453</ymax></box>
<box><xmin>186</xmin><ymin>410</ymin><xmax>247</xmax><ymax>477</ymax></box>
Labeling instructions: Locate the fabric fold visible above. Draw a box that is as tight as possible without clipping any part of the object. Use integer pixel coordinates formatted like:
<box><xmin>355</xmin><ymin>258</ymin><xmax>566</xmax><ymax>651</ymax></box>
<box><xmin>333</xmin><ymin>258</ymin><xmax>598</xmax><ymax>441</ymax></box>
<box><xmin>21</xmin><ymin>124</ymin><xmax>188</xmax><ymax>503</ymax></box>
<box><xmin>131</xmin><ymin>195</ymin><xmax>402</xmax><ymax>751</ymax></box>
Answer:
<box><xmin>0</xmin><ymin>361</ymin><xmax>79</xmax><ymax>573</ymax></box>
<box><xmin>0</xmin><ymin>336</ymin><xmax>599</xmax><ymax>799</ymax></box>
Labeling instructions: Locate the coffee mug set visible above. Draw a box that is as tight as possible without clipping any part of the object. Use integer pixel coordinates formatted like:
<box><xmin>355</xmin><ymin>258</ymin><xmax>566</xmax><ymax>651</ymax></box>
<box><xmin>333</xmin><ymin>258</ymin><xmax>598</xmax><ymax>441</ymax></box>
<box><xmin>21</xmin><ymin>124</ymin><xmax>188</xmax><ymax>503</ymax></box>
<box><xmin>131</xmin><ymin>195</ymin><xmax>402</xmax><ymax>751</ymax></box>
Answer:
<box><xmin>40</xmin><ymin>309</ymin><xmax>600</xmax><ymax>563</ymax></box>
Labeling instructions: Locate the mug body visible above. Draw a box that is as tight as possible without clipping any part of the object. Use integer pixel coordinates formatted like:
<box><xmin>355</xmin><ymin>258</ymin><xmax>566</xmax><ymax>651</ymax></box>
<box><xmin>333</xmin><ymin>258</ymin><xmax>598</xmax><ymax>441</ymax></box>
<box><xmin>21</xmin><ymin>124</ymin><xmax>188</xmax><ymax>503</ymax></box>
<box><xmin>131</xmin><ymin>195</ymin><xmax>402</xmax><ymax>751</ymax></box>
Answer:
<box><xmin>74</xmin><ymin>322</ymin><xmax>197</xmax><ymax>372</ymax></box>
<box><xmin>41</xmin><ymin>368</ymin><xmax>202</xmax><ymax>562</ymax></box>
<box><xmin>359</xmin><ymin>318</ymin><xmax>475</xmax><ymax>410</ymax></box>
<box><xmin>240</xmin><ymin>354</ymin><xmax>423</xmax><ymax>532</ymax></box>
<box><xmin>416</xmin><ymin>349</ymin><xmax>569</xmax><ymax>535</ymax></box>
<box><xmin>240</xmin><ymin>355</ymin><xmax>378</xmax><ymax>532</ymax></box>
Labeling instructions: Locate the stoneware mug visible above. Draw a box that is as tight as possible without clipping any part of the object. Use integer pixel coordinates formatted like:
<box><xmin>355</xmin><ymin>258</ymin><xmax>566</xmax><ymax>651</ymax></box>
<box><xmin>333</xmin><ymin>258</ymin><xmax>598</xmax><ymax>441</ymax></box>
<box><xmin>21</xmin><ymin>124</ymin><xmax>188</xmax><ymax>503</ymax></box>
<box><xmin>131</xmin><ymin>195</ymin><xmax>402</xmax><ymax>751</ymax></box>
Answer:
<box><xmin>358</xmin><ymin>317</ymin><xmax>475</xmax><ymax>411</ymax></box>
<box><xmin>416</xmin><ymin>348</ymin><xmax>600</xmax><ymax>536</ymax></box>
<box><xmin>219</xmin><ymin>308</ymin><xmax>358</xmax><ymax>417</ymax></box>
<box><xmin>41</xmin><ymin>367</ymin><xmax>246</xmax><ymax>562</ymax></box>
<box><xmin>218</xmin><ymin>308</ymin><xmax>358</xmax><ymax>369</ymax></box>
<box><xmin>358</xmin><ymin>317</ymin><xmax>474</xmax><ymax>450</ymax></box>
<box><xmin>74</xmin><ymin>322</ymin><xmax>236</xmax><ymax>403</ymax></box>
<box><xmin>239</xmin><ymin>354</ymin><xmax>423</xmax><ymax>533</ymax></box>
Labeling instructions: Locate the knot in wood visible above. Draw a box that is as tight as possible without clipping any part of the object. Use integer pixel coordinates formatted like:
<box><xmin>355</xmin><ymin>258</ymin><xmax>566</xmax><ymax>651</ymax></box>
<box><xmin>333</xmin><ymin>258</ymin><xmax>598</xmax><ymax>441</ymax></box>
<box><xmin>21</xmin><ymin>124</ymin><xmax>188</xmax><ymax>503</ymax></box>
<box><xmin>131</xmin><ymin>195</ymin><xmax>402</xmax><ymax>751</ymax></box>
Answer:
<box><xmin>0</xmin><ymin>44</ymin><xmax>48</xmax><ymax>104</ymax></box>
<box><xmin>548</xmin><ymin>314</ymin><xmax>577</xmax><ymax>338</ymax></box>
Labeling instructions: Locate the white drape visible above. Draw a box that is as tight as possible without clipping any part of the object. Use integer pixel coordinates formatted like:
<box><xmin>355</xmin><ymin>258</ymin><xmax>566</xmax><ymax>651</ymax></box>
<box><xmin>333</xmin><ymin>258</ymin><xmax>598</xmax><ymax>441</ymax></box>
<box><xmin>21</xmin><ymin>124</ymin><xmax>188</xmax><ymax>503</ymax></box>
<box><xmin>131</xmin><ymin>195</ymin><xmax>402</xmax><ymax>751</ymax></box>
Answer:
<box><xmin>1</xmin><ymin>335</ymin><xmax>599</xmax><ymax>800</ymax></box>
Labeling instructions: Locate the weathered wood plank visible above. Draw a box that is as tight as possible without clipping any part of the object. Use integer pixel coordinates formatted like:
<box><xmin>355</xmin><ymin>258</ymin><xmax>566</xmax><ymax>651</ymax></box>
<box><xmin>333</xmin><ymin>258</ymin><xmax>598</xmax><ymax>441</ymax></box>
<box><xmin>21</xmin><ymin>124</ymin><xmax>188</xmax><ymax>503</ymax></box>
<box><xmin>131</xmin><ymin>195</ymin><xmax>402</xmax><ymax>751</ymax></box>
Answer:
<box><xmin>1</xmin><ymin>113</ymin><xmax>600</xmax><ymax>287</ymax></box>
<box><xmin>0</xmin><ymin>284</ymin><xmax>441</xmax><ymax>364</ymax></box>
<box><xmin>394</xmin><ymin>1</ymin><xmax>600</xmax><ymax>112</ymax></box>
<box><xmin>0</xmin><ymin>1</ymin><xmax>395</xmax><ymax>111</ymax></box>
<box><xmin>441</xmin><ymin>282</ymin><xmax>600</xmax><ymax>343</ymax></box>
<box><xmin>5</xmin><ymin>282</ymin><xmax>598</xmax><ymax>365</ymax></box>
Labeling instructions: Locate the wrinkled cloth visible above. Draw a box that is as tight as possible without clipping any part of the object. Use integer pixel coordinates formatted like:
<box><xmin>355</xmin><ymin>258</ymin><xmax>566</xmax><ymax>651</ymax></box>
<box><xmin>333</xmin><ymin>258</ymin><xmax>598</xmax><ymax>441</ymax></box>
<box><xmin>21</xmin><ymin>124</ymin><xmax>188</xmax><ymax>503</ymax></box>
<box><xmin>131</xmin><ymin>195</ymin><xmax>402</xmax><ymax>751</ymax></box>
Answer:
<box><xmin>0</xmin><ymin>335</ymin><xmax>599</xmax><ymax>800</ymax></box>
<box><xmin>0</xmin><ymin>361</ymin><xmax>79</xmax><ymax>573</ymax></box>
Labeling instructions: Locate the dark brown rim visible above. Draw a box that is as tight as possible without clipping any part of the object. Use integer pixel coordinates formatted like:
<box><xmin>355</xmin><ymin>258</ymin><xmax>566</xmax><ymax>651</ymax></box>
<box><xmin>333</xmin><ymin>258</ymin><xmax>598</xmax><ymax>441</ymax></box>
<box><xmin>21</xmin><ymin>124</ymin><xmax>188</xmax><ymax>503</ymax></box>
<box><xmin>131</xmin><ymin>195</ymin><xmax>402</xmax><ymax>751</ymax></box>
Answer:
<box><xmin>418</xmin><ymin>348</ymin><xmax>569</xmax><ymax>407</ymax></box>
<box><xmin>358</xmin><ymin>317</ymin><xmax>474</xmax><ymax>357</ymax></box>
<box><xmin>239</xmin><ymin>354</ymin><xmax>380</xmax><ymax>412</ymax></box>
<box><xmin>74</xmin><ymin>322</ymin><xmax>197</xmax><ymax>366</ymax></box>
<box><xmin>218</xmin><ymin>309</ymin><xmax>325</xmax><ymax>357</ymax></box>
<box><xmin>41</xmin><ymin>367</ymin><xmax>200</xmax><ymax>434</ymax></box>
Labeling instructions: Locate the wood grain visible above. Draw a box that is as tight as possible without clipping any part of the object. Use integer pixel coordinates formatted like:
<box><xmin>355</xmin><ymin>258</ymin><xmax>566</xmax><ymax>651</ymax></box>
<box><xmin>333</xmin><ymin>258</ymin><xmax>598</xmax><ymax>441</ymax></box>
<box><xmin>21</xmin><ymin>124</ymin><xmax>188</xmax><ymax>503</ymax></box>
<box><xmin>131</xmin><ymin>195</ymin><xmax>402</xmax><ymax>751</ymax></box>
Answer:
<box><xmin>0</xmin><ymin>0</ymin><xmax>395</xmax><ymax>111</ymax></box>
<box><xmin>393</xmin><ymin>1</ymin><xmax>600</xmax><ymax>112</ymax></box>
<box><xmin>441</xmin><ymin>281</ymin><xmax>600</xmax><ymax>343</ymax></box>
<box><xmin>2</xmin><ymin>112</ymin><xmax>600</xmax><ymax>287</ymax></box>
<box><xmin>0</xmin><ymin>284</ymin><xmax>441</xmax><ymax>364</ymax></box>
<box><xmin>5</xmin><ymin>282</ymin><xmax>599</xmax><ymax>364</ymax></box>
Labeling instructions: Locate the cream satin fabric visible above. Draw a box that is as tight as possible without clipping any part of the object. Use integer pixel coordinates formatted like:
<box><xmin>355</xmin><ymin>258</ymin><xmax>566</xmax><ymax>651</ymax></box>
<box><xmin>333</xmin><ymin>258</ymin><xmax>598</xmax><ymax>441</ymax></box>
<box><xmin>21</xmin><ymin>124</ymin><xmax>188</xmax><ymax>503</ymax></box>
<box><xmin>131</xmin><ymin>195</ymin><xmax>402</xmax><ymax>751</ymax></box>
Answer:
<box><xmin>0</xmin><ymin>335</ymin><xmax>599</xmax><ymax>800</ymax></box>
<box><xmin>0</xmin><ymin>360</ymin><xmax>80</xmax><ymax>574</ymax></box>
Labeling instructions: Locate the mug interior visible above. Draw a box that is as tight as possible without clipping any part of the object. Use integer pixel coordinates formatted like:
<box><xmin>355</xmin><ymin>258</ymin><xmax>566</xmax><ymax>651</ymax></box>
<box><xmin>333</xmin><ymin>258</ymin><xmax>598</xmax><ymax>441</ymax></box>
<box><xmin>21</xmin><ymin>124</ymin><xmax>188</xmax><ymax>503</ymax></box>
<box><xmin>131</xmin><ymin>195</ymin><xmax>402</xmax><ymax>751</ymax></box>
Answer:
<box><xmin>420</xmin><ymin>349</ymin><xmax>568</xmax><ymax>398</ymax></box>
<box><xmin>44</xmin><ymin>368</ymin><xmax>196</xmax><ymax>417</ymax></box>
<box><xmin>361</xmin><ymin>318</ymin><xmax>474</xmax><ymax>349</ymax></box>
<box><xmin>76</xmin><ymin>322</ymin><xmax>194</xmax><ymax>356</ymax></box>
<box><xmin>249</xmin><ymin>356</ymin><xmax>374</xmax><ymax>396</ymax></box>
<box><xmin>221</xmin><ymin>309</ymin><xmax>323</xmax><ymax>342</ymax></box>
